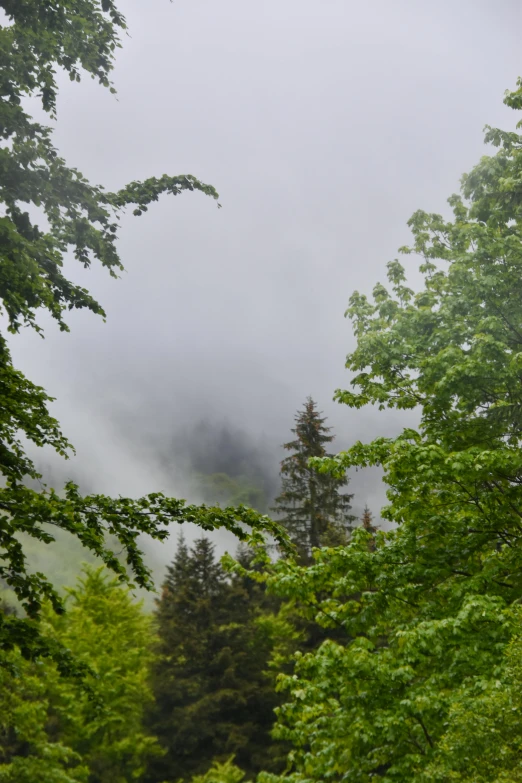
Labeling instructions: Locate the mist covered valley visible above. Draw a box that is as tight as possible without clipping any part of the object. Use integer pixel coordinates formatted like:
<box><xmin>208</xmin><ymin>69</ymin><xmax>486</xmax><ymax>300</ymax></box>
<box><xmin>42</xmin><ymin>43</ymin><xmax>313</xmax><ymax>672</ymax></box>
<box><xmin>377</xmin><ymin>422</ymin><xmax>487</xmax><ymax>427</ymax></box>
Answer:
<box><xmin>2</xmin><ymin>1</ymin><xmax>522</xmax><ymax>782</ymax></box>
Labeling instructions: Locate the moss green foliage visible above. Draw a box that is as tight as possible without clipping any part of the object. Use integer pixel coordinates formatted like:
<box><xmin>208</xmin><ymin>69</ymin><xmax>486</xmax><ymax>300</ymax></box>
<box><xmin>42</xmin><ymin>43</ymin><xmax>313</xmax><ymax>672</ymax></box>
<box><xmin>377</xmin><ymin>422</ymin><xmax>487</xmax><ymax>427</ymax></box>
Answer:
<box><xmin>0</xmin><ymin>567</ymin><xmax>158</xmax><ymax>782</ymax></box>
<box><xmin>190</xmin><ymin>758</ymin><xmax>246</xmax><ymax>783</ymax></box>
<box><xmin>255</xmin><ymin>80</ymin><xmax>522</xmax><ymax>782</ymax></box>
<box><xmin>272</xmin><ymin>398</ymin><xmax>355</xmax><ymax>563</ymax></box>
<box><xmin>42</xmin><ymin>568</ymin><xmax>161</xmax><ymax>783</ymax></box>
<box><xmin>0</xmin><ymin>0</ymin><xmax>287</xmax><ymax>668</ymax></box>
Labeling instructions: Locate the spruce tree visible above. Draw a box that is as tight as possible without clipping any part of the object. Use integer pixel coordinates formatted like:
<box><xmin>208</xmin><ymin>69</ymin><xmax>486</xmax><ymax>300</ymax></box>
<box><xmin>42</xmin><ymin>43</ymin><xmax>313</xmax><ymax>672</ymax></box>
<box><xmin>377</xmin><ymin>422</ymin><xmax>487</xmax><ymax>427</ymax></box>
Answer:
<box><xmin>360</xmin><ymin>505</ymin><xmax>377</xmax><ymax>551</ymax></box>
<box><xmin>272</xmin><ymin>397</ymin><xmax>355</xmax><ymax>562</ymax></box>
<box><xmin>360</xmin><ymin>505</ymin><xmax>376</xmax><ymax>533</ymax></box>
<box><xmin>147</xmin><ymin>537</ymin><xmax>281</xmax><ymax>782</ymax></box>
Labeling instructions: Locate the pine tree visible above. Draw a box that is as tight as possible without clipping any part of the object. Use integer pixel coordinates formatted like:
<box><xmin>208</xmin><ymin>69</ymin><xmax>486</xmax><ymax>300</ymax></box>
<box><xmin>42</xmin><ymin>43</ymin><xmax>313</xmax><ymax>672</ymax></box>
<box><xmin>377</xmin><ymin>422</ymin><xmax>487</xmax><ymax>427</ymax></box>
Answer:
<box><xmin>360</xmin><ymin>505</ymin><xmax>375</xmax><ymax>533</ymax></box>
<box><xmin>360</xmin><ymin>505</ymin><xmax>377</xmax><ymax>552</ymax></box>
<box><xmin>147</xmin><ymin>537</ymin><xmax>281</xmax><ymax>782</ymax></box>
<box><xmin>272</xmin><ymin>398</ymin><xmax>355</xmax><ymax>563</ymax></box>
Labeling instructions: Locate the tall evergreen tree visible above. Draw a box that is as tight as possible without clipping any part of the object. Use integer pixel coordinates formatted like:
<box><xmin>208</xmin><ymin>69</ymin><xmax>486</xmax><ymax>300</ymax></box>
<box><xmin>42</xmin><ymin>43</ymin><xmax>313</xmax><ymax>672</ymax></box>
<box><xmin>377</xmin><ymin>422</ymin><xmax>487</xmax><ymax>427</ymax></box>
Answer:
<box><xmin>360</xmin><ymin>505</ymin><xmax>376</xmax><ymax>533</ymax></box>
<box><xmin>272</xmin><ymin>398</ymin><xmax>355</xmax><ymax>563</ymax></box>
<box><xmin>147</xmin><ymin>537</ymin><xmax>282</xmax><ymax>782</ymax></box>
<box><xmin>360</xmin><ymin>505</ymin><xmax>377</xmax><ymax>552</ymax></box>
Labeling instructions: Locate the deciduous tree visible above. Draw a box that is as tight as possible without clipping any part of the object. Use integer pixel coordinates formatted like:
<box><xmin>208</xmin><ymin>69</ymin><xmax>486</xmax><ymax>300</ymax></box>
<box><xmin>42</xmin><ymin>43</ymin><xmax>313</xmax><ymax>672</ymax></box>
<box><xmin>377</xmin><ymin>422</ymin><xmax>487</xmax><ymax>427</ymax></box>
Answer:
<box><xmin>0</xmin><ymin>567</ymin><xmax>158</xmax><ymax>782</ymax></box>
<box><xmin>0</xmin><ymin>0</ymin><xmax>286</xmax><ymax>669</ymax></box>
<box><xmin>258</xmin><ymin>80</ymin><xmax>522</xmax><ymax>782</ymax></box>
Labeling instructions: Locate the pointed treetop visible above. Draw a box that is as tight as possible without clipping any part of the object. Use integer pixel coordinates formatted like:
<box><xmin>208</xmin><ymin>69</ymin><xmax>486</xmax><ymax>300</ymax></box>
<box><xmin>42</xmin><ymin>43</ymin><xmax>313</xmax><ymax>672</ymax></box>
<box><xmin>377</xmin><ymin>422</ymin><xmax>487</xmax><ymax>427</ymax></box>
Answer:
<box><xmin>273</xmin><ymin>397</ymin><xmax>356</xmax><ymax>563</ymax></box>
<box><xmin>361</xmin><ymin>505</ymin><xmax>377</xmax><ymax>534</ymax></box>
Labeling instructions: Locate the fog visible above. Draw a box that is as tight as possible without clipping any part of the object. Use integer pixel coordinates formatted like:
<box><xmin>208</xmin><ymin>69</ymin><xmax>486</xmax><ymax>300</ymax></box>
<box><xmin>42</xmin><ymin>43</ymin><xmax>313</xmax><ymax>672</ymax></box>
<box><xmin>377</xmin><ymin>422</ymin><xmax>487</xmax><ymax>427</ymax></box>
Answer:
<box><xmin>10</xmin><ymin>0</ymin><xmax>522</xmax><ymax>576</ymax></box>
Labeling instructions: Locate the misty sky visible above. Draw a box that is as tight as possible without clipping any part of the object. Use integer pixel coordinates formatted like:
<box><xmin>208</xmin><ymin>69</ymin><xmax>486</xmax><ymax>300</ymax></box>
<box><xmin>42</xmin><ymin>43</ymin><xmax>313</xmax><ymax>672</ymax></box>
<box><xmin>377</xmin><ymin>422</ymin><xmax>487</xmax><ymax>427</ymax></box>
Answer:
<box><xmin>11</xmin><ymin>0</ymin><xmax>522</xmax><ymax>566</ymax></box>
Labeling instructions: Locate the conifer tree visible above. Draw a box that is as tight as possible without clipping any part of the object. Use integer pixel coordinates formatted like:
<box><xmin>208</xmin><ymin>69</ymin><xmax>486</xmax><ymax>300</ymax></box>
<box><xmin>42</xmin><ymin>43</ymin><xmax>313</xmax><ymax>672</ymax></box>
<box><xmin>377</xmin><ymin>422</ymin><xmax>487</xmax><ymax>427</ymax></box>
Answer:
<box><xmin>360</xmin><ymin>505</ymin><xmax>377</xmax><ymax>551</ymax></box>
<box><xmin>360</xmin><ymin>505</ymin><xmax>376</xmax><ymax>533</ymax></box>
<box><xmin>272</xmin><ymin>398</ymin><xmax>355</xmax><ymax>562</ymax></box>
<box><xmin>147</xmin><ymin>537</ymin><xmax>281</xmax><ymax>782</ymax></box>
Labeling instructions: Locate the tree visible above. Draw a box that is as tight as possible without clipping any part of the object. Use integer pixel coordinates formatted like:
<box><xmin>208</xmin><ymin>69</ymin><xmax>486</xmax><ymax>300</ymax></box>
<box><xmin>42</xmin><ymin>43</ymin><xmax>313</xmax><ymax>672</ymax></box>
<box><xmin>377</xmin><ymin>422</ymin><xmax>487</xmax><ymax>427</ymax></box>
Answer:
<box><xmin>147</xmin><ymin>537</ymin><xmax>282</xmax><ymax>782</ymax></box>
<box><xmin>42</xmin><ymin>568</ymin><xmax>161</xmax><ymax>783</ymax></box>
<box><xmin>272</xmin><ymin>398</ymin><xmax>355</xmax><ymax>563</ymax></box>
<box><xmin>360</xmin><ymin>505</ymin><xmax>376</xmax><ymax>534</ymax></box>
<box><xmin>0</xmin><ymin>0</ymin><xmax>286</xmax><ymax>669</ymax></box>
<box><xmin>257</xmin><ymin>79</ymin><xmax>522</xmax><ymax>782</ymax></box>
<box><xmin>0</xmin><ymin>649</ymin><xmax>87</xmax><ymax>783</ymax></box>
<box><xmin>360</xmin><ymin>505</ymin><xmax>377</xmax><ymax>551</ymax></box>
<box><xmin>190</xmin><ymin>757</ymin><xmax>245</xmax><ymax>783</ymax></box>
<box><xmin>0</xmin><ymin>567</ymin><xmax>158</xmax><ymax>783</ymax></box>
<box><xmin>423</xmin><ymin>621</ymin><xmax>522</xmax><ymax>782</ymax></box>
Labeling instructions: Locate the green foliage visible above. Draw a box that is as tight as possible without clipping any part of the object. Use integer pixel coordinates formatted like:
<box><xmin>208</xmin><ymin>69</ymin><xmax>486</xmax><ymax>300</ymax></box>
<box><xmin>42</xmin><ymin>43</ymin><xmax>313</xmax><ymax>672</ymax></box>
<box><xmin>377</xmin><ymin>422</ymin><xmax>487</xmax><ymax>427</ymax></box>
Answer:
<box><xmin>0</xmin><ymin>649</ymin><xmax>87</xmax><ymax>783</ymax></box>
<box><xmin>272</xmin><ymin>398</ymin><xmax>355</xmax><ymax>563</ymax></box>
<box><xmin>424</xmin><ymin>622</ymin><xmax>522</xmax><ymax>781</ymax></box>
<box><xmin>7</xmin><ymin>5</ymin><xmax>522</xmax><ymax>783</ymax></box>
<box><xmin>0</xmin><ymin>0</ymin><xmax>288</xmax><ymax>667</ymax></box>
<box><xmin>147</xmin><ymin>537</ymin><xmax>282</xmax><ymax>782</ymax></box>
<box><xmin>190</xmin><ymin>757</ymin><xmax>246</xmax><ymax>783</ymax></box>
<box><xmin>42</xmin><ymin>567</ymin><xmax>161</xmax><ymax>783</ymax></box>
<box><xmin>0</xmin><ymin>566</ymin><xmax>157</xmax><ymax>782</ymax></box>
<box><xmin>257</xmin><ymin>82</ymin><xmax>522</xmax><ymax>781</ymax></box>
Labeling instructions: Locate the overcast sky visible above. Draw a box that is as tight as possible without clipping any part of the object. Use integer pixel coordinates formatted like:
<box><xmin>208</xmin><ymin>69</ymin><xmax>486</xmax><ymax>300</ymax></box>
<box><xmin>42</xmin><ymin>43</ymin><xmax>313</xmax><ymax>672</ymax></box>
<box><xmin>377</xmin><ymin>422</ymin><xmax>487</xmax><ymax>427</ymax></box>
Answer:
<box><xmin>11</xmin><ymin>0</ymin><xmax>522</xmax><ymax>567</ymax></box>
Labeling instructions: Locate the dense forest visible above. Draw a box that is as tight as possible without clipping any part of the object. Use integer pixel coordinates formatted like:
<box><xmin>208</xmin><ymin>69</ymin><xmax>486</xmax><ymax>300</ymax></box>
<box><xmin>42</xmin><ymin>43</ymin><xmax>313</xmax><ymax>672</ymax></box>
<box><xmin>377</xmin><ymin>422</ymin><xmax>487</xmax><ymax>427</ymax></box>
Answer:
<box><xmin>2</xmin><ymin>2</ymin><xmax>522</xmax><ymax>782</ymax></box>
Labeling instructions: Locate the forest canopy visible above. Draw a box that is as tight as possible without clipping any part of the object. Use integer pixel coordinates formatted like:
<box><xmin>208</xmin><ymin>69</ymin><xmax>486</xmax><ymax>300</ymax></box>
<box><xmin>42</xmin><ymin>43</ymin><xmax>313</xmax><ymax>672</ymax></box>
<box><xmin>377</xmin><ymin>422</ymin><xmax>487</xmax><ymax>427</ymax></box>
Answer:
<box><xmin>2</xmin><ymin>2</ymin><xmax>522</xmax><ymax>783</ymax></box>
